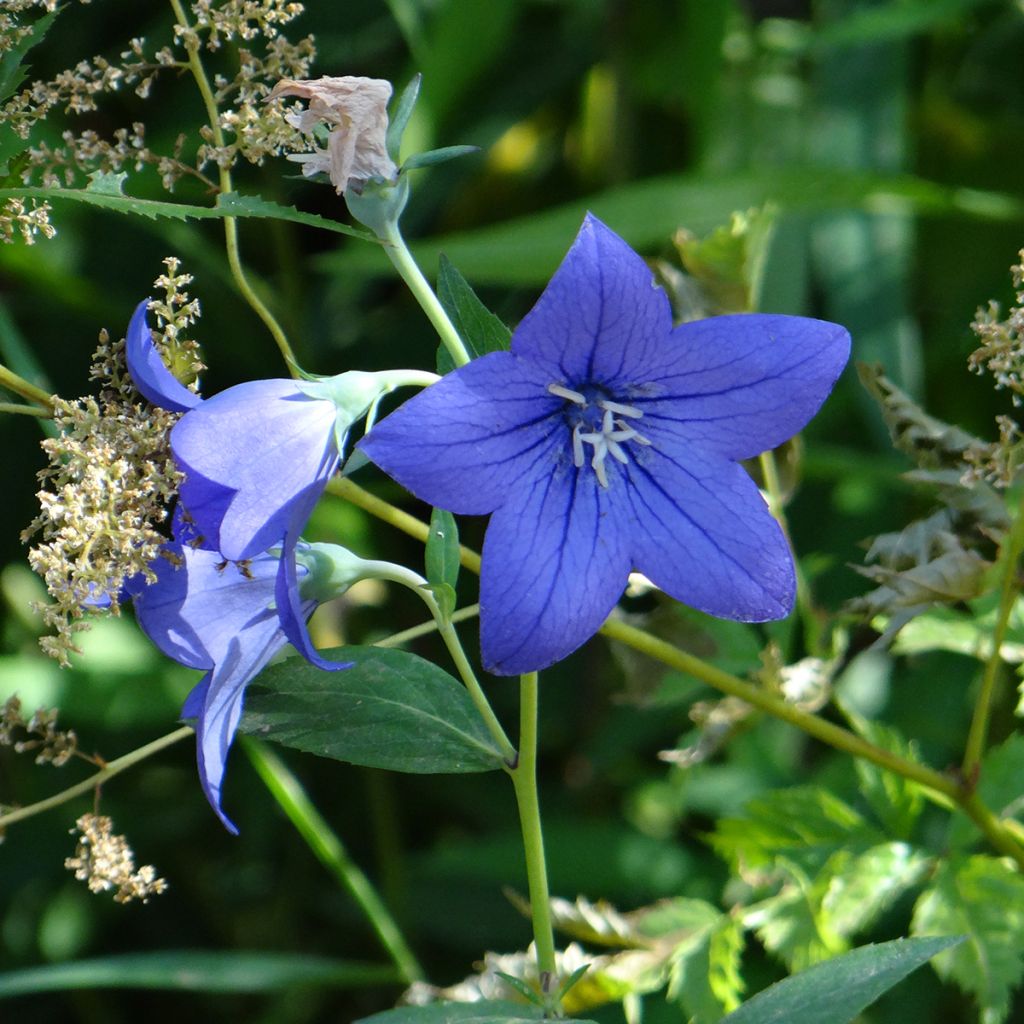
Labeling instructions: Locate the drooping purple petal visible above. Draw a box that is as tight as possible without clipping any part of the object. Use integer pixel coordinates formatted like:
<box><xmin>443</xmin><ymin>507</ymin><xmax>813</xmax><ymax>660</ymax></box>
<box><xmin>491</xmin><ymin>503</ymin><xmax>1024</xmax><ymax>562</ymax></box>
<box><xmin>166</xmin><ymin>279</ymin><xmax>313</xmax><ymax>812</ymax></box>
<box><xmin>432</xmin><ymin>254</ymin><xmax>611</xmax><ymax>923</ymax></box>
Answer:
<box><xmin>625</xmin><ymin>448</ymin><xmax>794</xmax><ymax>621</ymax></box>
<box><xmin>171</xmin><ymin>379</ymin><xmax>339</xmax><ymax>561</ymax></box>
<box><xmin>360</xmin><ymin>351</ymin><xmax>565</xmax><ymax>516</ymax></box>
<box><xmin>181</xmin><ymin>676</ymin><xmax>210</xmax><ymax>720</ymax></box>
<box><xmin>194</xmin><ymin>617</ymin><xmax>289</xmax><ymax>834</ymax></box>
<box><xmin>480</xmin><ymin>464</ymin><xmax>631</xmax><ymax>675</ymax></box>
<box><xmin>511</xmin><ymin>213</ymin><xmax>673</xmax><ymax>386</ymax></box>
<box><xmin>124</xmin><ymin>300</ymin><xmax>203</xmax><ymax>413</ymax></box>
<box><xmin>275</xmin><ymin>513</ymin><xmax>353</xmax><ymax>673</ymax></box>
<box><xmin>633</xmin><ymin>314</ymin><xmax>851</xmax><ymax>461</ymax></box>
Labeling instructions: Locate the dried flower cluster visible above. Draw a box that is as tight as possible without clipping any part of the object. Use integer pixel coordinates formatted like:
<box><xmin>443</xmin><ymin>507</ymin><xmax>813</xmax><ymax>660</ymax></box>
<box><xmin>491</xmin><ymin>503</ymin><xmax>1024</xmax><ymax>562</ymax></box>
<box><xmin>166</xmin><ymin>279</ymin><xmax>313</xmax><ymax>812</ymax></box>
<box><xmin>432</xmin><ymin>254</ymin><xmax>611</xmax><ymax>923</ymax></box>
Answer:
<box><xmin>970</xmin><ymin>252</ymin><xmax>1024</xmax><ymax>402</ymax></box>
<box><xmin>22</xmin><ymin>259</ymin><xmax>203</xmax><ymax>665</ymax></box>
<box><xmin>1</xmin><ymin>0</ymin><xmax>316</xmax><ymax>216</ymax></box>
<box><xmin>0</xmin><ymin>197</ymin><xmax>56</xmax><ymax>244</ymax></box>
<box><xmin>0</xmin><ymin>694</ymin><xmax>78</xmax><ymax>766</ymax></box>
<box><xmin>65</xmin><ymin>814</ymin><xmax>168</xmax><ymax>904</ymax></box>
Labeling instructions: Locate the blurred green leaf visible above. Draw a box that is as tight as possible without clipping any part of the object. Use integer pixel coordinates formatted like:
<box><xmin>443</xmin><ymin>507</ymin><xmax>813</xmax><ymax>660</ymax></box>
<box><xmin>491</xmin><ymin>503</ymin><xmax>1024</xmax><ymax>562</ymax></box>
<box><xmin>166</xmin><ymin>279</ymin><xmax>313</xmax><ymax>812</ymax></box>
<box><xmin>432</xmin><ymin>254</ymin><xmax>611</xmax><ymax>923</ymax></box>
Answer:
<box><xmin>718</xmin><ymin>937</ymin><xmax>962</xmax><ymax>1024</ymax></box>
<box><xmin>0</xmin><ymin>8</ymin><xmax>58</xmax><ymax>165</ymax></box>
<box><xmin>813</xmin><ymin>0</ymin><xmax>992</xmax><ymax>51</ymax></box>
<box><xmin>949</xmin><ymin>735</ymin><xmax>1024</xmax><ymax>849</ymax></box>
<box><xmin>0</xmin><ymin>951</ymin><xmax>395</xmax><ymax>998</ymax></box>
<box><xmin>318</xmin><ymin>169</ymin><xmax>1024</xmax><ymax>286</ymax></box>
<box><xmin>912</xmin><ymin>855</ymin><xmax>1024</xmax><ymax>1024</ymax></box>
<box><xmin>356</xmin><ymin>1001</ymin><xmax>559</xmax><ymax>1024</ymax></box>
<box><xmin>435</xmin><ymin>253</ymin><xmax>511</xmax><ymax>374</ymax></box>
<box><xmin>240</xmin><ymin>646</ymin><xmax>505</xmax><ymax>773</ymax></box>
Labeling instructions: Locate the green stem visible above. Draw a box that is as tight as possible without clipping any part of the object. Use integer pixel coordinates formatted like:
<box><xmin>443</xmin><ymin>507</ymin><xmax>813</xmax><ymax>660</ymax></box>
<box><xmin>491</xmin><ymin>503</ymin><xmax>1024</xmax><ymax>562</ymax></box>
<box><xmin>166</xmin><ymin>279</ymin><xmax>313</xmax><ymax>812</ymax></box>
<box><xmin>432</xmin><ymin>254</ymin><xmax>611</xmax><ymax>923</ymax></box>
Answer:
<box><xmin>0</xmin><ymin>364</ymin><xmax>53</xmax><ymax>413</ymax></box>
<box><xmin>360</xmin><ymin>559</ymin><xmax>514</xmax><ymax>762</ymax></box>
<box><xmin>168</xmin><ymin>0</ymin><xmax>298</xmax><ymax>374</ymax></box>
<box><xmin>380</xmin><ymin>220</ymin><xmax>471</xmax><ymax>368</ymax></box>
<box><xmin>963</xmin><ymin>489</ymin><xmax>1024</xmax><ymax>780</ymax></box>
<box><xmin>244</xmin><ymin>740</ymin><xmax>423</xmax><ymax>984</ymax></box>
<box><xmin>509</xmin><ymin>672</ymin><xmax>558</xmax><ymax>1005</ymax></box>
<box><xmin>332</xmin><ymin>483</ymin><xmax>1024</xmax><ymax>869</ymax></box>
<box><xmin>0</xmin><ymin>401</ymin><xmax>51</xmax><ymax>417</ymax></box>
<box><xmin>0</xmin><ymin>727</ymin><xmax>192</xmax><ymax>830</ymax></box>
<box><xmin>372</xmin><ymin>603</ymin><xmax>480</xmax><ymax>648</ymax></box>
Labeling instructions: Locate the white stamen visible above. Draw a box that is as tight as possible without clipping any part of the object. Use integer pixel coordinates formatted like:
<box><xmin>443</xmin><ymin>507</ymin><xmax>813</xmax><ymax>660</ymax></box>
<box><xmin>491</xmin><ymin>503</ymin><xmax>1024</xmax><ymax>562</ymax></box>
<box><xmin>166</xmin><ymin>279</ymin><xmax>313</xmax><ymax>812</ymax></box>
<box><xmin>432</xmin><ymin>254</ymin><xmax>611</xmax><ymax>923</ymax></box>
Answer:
<box><xmin>606</xmin><ymin>438</ymin><xmax>630</xmax><ymax>464</ymax></box>
<box><xmin>598</xmin><ymin>398</ymin><xmax>643</xmax><ymax>419</ymax></box>
<box><xmin>548</xmin><ymin>382</ymin><xmax>588</xmax><ymax>405</ymax></box>
<box><xmin>572</xmin><ymin>423</ymin><xmax>585</xmax><ymax>467</ymax></box>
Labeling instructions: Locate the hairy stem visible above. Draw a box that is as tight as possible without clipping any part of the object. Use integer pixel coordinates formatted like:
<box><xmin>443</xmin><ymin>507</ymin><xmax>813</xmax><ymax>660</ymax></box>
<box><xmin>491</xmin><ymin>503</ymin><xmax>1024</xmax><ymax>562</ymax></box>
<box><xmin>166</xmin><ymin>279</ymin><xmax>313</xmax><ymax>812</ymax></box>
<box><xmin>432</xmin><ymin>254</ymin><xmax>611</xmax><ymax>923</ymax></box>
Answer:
<box><xmin>244</xmin><ymin>740</ymin><xmax>423</xmax><ymax>984</ymax></box>
<box><xmin>336</xmin><ymin>481</ymin><xmax>1024</xmax><ymax>869</ymax></box>
<box><xmin>168</xmin><ymin>0</ymin><xmax>298</xmax><ymax>373</ymax></box>
<box><xmin>0</xmin><ymin>727</ymin><xmax>193</xmax><ymax>830</ymax></box>
<box><xmin>510</xmin><ymin>672</ymin><xmax>559</xmax><ymax>1004</ymax></box>
<box><xmin>963</xmin><ymin>489</ymin><xmax>1024</xmax><ymax>780</ymax></box>
<box><xmin>380</xmin><ymin>220</ymin><xmax>471</xmax><ymax>368</ymax></box>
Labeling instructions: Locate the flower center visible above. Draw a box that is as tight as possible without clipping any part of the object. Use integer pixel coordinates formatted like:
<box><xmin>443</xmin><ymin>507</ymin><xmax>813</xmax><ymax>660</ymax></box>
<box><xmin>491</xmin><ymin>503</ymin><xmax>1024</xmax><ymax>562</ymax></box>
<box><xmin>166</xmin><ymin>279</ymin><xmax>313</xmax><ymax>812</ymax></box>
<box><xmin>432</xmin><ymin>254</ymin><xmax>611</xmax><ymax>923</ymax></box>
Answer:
<box><xmin>547</xmin><ymin>382</ymin><xmax>652</xmax><ymax>487</ymax></box>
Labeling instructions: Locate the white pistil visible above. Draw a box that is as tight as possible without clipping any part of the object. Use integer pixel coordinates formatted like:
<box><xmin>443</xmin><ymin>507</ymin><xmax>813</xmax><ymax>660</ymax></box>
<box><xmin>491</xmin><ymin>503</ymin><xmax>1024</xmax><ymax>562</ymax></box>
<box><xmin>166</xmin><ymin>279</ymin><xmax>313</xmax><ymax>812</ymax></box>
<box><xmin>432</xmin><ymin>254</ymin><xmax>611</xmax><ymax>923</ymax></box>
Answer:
<box><xmin>547</xmin><ymin>382</ymin><xmax>587</xmax><ymax>405</ymax></box>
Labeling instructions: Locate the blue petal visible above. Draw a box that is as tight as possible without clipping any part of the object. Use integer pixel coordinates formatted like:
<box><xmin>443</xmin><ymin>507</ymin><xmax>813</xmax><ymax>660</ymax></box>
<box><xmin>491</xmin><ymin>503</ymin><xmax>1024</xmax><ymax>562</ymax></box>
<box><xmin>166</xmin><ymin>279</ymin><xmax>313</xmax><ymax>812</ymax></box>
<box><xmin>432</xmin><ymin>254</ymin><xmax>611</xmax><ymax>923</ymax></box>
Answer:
<box><xmin>511</xmin><ymin>213</ymin><xmax>673</xmax><ymax>387</ymax></box>
<box><xmin>625</xmin><ymin>447</ymin><xmax>794</xmax><ymax>621</ymax></box>
<box><xmin>181</xmin><ymin>676</ymin><xmax>210</xmax><ymax>720</ymax></box>
<box><xmin>124</xmin><ymin>300</ymin><xmax>202</xmax><ymax>413</ymax></box>
<box><xmin>633</xmin><ymin>314</ymin><xmax>851</xmax><ymax>460</ymax></box>
<box><xmin>194</xmin><ymin>619</ymin><xmax>288</xmax><ymax>834</ymax></box>
<box><xmin>132</xmin><ymin>544</ymin><xmax>280</xmax><ymax>670</ymax></box>
<box><xmin>171</xmin><ymin>379</ymin><xmax>339</xmax><ymax>561</ymax></box>
<box><xmin>275</xmin><ymin>516</ymin><xmax>353</xmax><ymax>673</ymax></box>
<box><xmin>360</xmin><ymin>352</ymin><xmax>563</xmax><ymax>516</ymax></box>
<box><xmin>479</xmin><ymin>463</ymin><xmax>631</xmax><ymax>675</ymax></box>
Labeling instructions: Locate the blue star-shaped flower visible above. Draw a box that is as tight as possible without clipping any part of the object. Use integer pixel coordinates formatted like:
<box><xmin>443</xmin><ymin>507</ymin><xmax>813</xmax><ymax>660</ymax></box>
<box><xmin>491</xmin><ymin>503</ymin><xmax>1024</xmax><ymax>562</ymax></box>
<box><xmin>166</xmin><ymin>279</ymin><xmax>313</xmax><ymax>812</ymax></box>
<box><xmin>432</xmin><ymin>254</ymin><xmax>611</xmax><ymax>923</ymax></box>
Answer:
<box><xmin>360</xmin><ymin>214</ymin><xmax>850</xmax><ymax>675</ymax></box>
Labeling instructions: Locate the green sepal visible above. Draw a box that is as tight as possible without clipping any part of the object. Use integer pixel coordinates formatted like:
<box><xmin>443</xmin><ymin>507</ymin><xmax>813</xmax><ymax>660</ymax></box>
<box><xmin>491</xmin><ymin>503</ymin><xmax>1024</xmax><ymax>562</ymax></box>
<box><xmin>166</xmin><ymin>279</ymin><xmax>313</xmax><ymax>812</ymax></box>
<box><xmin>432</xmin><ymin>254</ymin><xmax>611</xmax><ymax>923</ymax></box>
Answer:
<box><xmin>386</xmin><ymin>73</ymin><xmax>422</xmax><ymax>162</ymax></box>
<box><xmin>402</xmin><ymin>145</ymin><xmax>480</xmax><ymax>173</ymax></box>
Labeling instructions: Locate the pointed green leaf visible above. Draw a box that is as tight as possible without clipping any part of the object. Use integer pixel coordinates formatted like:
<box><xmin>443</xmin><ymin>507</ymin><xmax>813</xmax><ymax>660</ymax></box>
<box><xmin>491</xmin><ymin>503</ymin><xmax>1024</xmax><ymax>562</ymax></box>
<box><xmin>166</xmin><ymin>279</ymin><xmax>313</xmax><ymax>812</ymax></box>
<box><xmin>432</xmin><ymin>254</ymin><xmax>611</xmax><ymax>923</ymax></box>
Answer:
<box><xmin>426</xmin><ymin>507</ymin><xmax>460</xmax><ymax>593</ymax></box>
<box><xmin>718</xmin><ymin>937</ymin><xmax>962</xmax><ymax>1024</ymax></box>
<box><xmin>435</xmin><ymin>254</ymin><xmax>512</xmax><ymax>373</ymax></box>
<box><xmin>403</xmin><ymin>145</ymin><xmax>480</xmax><ymax>172</ymax></box>
<box><xmin>912</xmin><ymin>855</ymin><xmax>1024</xmax><ymax>1023</ymax></box>
<box><xmin>0</xmin><ymin>951</ymin><xmax>395</xmax><ymax>998</ymax></box>
<box><xmin>239</xmin><ymin>646</ymin><xmax>505</xmax><ymax>774</ymax></box>
<box><xmin>387</xmin><ymin>73</ymin><xmax>422</xmax><ymax>161</ymax></box>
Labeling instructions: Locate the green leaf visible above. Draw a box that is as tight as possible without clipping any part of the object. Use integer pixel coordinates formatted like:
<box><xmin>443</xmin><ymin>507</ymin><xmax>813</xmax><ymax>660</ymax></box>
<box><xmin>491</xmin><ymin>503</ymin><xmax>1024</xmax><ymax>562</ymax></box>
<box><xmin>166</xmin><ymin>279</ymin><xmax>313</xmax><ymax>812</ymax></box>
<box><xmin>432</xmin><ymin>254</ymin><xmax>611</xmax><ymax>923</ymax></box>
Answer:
<box><xmin>239</xmin><ymin>646</ymin><xmax>505</xmax><ymax>774</ymax></box>
<box><xmin>949</xmin><ymin>735</ymin><xmax>1024</xmax><ymax>849</ymax></box>
<box><xmin>847</xmin><ymin>714</ymin><xmax>926</xmax><ymax>838</ymax></box>
<box><xmin>387</xmin><ymin>73</ymin><xmax>421</xmax><ymax>161</ymax></box>
<box><xmin>426</xmin><ymin>507</ymin><xmax>460</xmax><ymax>593</ymax></box>
<box><xmin>435</xmin><ymin>254</ymin><xmax>512</xmax><ymax>374</ymax></box>
<box><xmin>356</xmin><ymin>1001</ymin><xmax>591</xmax><ymax>1024</ymax></box>
<box><xmin>744</xmin><ymin>882</ymin><xmax>842</xmax><ymax>972</ymax></box>
<box><xmin>912</xmin><ymin>855</ymin><xmax>1024</xmax><ymax>1023</ymax></box>
<box><xmin>820</xmin><ymin>842</ymin><xmax>931</xmax><ymax>937</ymax></box>
<box><xmin>667</xmin><ymin>913</ymin><xmax>746</xmax><ymax>1022</ymax></box>
<box><xmin>0</xmin><ymin>186</ymin><xmax>374</xmax><ymax>239</ymax></box>
<box><xmin>403</xmin><ymin>145</ymin><xmax>480</xmax><ymax>172</ymax></box>
<box><xmin>711</xmin><ymin>787</ymin><xmax>880</xmax><ymax>877</ymax></box>
<box><xmin>718</xmin><ymin>937</ymin><xmax>962</xmax><ymax>1024</ymax></box>
<box><xmin>0</xmin><ymin>951</ymin><xmax>395</xmax><ymax>998</ymax></box>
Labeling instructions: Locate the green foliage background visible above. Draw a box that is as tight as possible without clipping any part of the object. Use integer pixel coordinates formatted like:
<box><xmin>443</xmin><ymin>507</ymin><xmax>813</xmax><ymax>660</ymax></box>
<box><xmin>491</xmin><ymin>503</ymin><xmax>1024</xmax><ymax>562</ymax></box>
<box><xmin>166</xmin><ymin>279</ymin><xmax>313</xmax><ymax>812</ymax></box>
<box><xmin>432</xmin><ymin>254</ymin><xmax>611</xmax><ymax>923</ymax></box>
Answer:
<box><xmin>3</xmin><ymin>1</ymin><xmax>1024</xmax><ymax>1022</ymax></box>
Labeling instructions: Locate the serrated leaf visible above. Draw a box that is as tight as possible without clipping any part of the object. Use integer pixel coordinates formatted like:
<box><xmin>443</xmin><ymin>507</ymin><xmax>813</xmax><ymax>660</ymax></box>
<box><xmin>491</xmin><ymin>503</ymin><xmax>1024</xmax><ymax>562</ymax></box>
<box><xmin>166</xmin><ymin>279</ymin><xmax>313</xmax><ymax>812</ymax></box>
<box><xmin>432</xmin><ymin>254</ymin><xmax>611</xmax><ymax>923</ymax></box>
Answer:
<box><xmin>718</xmin><ymin>936</ymin><xmax>962</xmax><ymax>1024</ymax></box>
<box><xmin>0</xmin><ymin>8</ymin><xmax>59</xmax><ymax>165</ymax></box>
<box><xmin>912</xmin><ymin>856</ymin><xmax>1024</xmax><ymax>1024</ymax></box>
<box><xmin>821</xmin><ymin>842</ymin><xmax>931</xmax><ymax>937</ymax></box>
<box><xmin>426</xmin><ymin>507</ymin><xmax>460</xmax><ymax>592</ymax></box>
<box><xmin>711</xmin><ymin>787</ymin><xmax>880</xmax><ymax>877</ymax></box>
<box><xmin>743</xmin><ymin>883</ymin><xmax>843</xmax><ymax>972</ymax></box>
<box><xmin>0</xmin><ymin>951</ymin><xmax>395</xmax><ymax>998</ymax></box>
<box><xmin>239</xmin><ymin>646</ymin><xmax>505</xmax><ymax>774</ymax></box>
<box><xmin>0</xmin><ymin>186</ymin><xmax>374</xmax><ymax>239</ymax></box>
<box><xmin>847</xmin><ymin>714</ymin><xmax>926</xmax><ymax>837</ymax></box>
<box><xmin>516</xmin><ymin>893</ymin><xmax>646</xmax><ymax>949</ymax></box>
<box><xmin>435</xmin><ymin>254</ymin><xmax>512</xmax><ymax>374</ymax></box>
<box><xmin>85</xmin><ymin>170</ymin><xmax>128</xmax><ymax>195</ymax></box>
<box><xmin>885</xmin><ymin>601</ymin><xmax>1024</xmax><ymax>664</ymax></box>
<box><xmin>949</xmin><ymin>735</ymin><xmax>1024</xmax><ymax>850</ymax></box>
<box><xmin>668</xmin><ymin>915</ymin><xmax>745</xmax><ymax>1023</ymax></box>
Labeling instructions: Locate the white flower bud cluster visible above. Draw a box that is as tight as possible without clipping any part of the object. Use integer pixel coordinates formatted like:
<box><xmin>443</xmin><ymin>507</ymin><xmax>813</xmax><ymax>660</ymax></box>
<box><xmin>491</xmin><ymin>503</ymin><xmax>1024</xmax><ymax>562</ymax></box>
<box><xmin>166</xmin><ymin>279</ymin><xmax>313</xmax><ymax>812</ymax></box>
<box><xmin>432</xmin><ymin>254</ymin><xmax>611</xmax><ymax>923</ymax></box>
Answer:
<box><xmin>65</xmin><ymin>814</ymin><xmax>168</xmax><ymax>904</ymax></box>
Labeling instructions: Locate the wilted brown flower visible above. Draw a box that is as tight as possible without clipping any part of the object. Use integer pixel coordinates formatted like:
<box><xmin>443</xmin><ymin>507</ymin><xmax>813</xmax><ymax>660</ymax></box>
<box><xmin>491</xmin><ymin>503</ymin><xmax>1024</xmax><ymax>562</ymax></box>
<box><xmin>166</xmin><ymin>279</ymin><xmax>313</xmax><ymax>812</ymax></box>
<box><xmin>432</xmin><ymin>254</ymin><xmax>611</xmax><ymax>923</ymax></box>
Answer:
<box><xmin>270</xmin><ymin>75</ymin><xmax>397</xmax><ymax>194</ymax></box>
